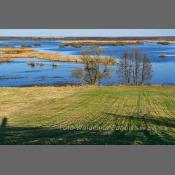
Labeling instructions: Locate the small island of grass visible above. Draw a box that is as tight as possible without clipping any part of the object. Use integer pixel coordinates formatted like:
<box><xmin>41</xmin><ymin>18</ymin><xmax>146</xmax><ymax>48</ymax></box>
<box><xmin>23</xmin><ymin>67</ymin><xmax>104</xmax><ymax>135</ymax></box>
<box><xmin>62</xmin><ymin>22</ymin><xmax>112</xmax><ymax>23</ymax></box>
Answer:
<box><xmin>60</xmin><ymin>40</ymin><xmax>144</xmax><ymax>48</ymax></box>
<box><xmin>0</xmin><ymin>58</ymin><xmax>13</xmax><ymax>63</ymax></box>
<box><xmin>157</xmin><ymin>41</ymin><xmax>171</xmax><ymax>45</ymax></box>
<box><xmin>0</xmin><ymin>47</ymin><xmax>116</xmax><ymax>65</ymax></box>
<box><xmin>159</xmin><ymin>54</ymin><xmax>169</xmax><ymax>58</ymax></box>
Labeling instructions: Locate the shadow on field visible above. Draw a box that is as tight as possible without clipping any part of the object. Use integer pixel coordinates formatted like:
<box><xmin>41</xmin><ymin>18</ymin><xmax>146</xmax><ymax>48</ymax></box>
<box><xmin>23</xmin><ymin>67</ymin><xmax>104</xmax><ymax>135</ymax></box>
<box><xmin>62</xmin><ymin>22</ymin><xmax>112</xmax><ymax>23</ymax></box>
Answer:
<box><xmin>105</xmin><ymin>113</ymin><xmax>175</xmax><ymax>128</ymax></box>
<box><xmin>0</xmin><ymin>117</ymin><xmax>8</xmax><ymax>128</ymax></box>
<box><xmin>0</xmin><ymin>116</ymin><xmax>175</xmax><ymax>145</ymax></box>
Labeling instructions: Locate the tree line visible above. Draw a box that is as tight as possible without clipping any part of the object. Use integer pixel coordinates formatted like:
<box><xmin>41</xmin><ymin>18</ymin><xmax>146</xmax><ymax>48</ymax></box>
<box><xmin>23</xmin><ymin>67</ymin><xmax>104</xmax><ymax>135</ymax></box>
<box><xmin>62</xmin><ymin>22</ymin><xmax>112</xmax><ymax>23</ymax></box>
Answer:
<box><xmin>118</xmin><ymin>49</ymin><xmax>152</xmax><ymax>85</ymax></box>
<box><xmin>72</xmin><ymin>47</ymin><xmax>152</xmax><ymax>85</ymax></box>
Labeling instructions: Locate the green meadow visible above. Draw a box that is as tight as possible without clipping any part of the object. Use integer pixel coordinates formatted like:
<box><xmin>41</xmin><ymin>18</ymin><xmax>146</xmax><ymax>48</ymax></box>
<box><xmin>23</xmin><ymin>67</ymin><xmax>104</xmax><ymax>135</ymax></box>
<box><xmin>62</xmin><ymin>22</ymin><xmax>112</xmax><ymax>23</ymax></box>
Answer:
<box><xmin>0</xmin><ymin>85</ymin><xmax>175</xmax><ymax>144</ymax></box>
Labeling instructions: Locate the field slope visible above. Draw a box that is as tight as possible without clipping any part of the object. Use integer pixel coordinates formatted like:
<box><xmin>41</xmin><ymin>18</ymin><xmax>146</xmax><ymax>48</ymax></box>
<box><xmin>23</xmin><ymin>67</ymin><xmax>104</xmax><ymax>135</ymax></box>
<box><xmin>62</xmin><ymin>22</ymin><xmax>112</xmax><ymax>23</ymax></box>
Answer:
<box><xmin>0</xmin><ymin>85</ymin><xmax>175</xmax><ymax>144</ymax></box>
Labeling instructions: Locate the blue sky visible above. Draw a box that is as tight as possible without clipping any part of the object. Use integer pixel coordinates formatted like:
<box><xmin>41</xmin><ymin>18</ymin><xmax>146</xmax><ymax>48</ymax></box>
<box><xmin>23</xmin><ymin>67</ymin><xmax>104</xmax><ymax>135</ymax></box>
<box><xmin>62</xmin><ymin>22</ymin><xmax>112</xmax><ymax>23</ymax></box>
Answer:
<box><xmin>0</xmin><ymin>29</ymin><xmax>175</xmax><ymax>37</ymax></box>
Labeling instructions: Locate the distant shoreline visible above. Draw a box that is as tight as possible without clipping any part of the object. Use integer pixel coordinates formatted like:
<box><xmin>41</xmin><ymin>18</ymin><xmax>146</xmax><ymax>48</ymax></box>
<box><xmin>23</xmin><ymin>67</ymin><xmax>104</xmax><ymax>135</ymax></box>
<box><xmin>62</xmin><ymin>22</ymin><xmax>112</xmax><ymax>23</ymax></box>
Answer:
<box><xmin>1</xmin><ymin>36</ymin><xmax>175</xmax><ymax>41</ymax></box>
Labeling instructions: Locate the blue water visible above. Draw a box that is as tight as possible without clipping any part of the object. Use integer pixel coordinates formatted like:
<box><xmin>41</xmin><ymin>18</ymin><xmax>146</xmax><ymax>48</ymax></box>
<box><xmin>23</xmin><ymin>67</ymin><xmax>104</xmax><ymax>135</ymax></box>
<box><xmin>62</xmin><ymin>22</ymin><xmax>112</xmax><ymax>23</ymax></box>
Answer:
<box><xmin>0</xmin><ymin>40</ymin><xmax>175</xmax><ymax>86</ymax></box>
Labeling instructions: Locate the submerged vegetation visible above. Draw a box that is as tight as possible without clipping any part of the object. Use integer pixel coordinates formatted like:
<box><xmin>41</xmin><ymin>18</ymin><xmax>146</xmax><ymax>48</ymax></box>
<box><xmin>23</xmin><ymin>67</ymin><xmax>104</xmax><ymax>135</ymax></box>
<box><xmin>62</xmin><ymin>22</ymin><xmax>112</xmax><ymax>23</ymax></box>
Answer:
<box><xmin>27</xmin><ymin>61</ymin><xmax>60</xmax><ymax>68</ymax></box>
<box><xmin>21</xmin><ymin>44</ymin><xmax>32</xmax><ymax>48</ymax></box>
<box><xmin>51</xmin><ymin>62</ymin><xmax>59</xmax><ymax>67</ymax></box>
<box><xmin>27</xmin><ymin>61</ymin><xmax>36</xmax><ymax>67</ymax></box>
<box><xmin>37</xmin><ymin>63</ymin><xmax>45</xmax><ymax>67</ymax></box>
<box><xmin>27</xmin><ymin>61</ymin><xmax>45</xmax><ymax>67</ymax></box>
<box><xmin>33</xmin><ymin>43</ymin><xmax>41</xmax><ymax>46</ymax></box>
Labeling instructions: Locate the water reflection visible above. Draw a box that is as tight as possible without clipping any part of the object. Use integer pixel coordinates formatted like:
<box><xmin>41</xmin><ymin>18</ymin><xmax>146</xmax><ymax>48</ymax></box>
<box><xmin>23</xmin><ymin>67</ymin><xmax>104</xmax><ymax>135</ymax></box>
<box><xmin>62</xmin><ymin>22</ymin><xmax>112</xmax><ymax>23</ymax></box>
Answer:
<box><xmin>0</xmin><ymin>40</ymin><xmax>175</xmax><ymax>86</ymax></box>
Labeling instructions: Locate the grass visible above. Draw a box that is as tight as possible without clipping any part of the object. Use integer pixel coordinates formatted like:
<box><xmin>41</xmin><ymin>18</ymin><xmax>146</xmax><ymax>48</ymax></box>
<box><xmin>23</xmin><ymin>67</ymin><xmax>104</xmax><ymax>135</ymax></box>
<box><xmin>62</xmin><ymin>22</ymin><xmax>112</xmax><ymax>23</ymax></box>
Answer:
<box><xmin>0</xmin><ymin>85</ymin><xmax>175</xmax><ymax>145</ymax></box>
<box><xmin>0</xmin><ymin>47</ymin><xmax>117</xmax><ymax>65</ymax></box>
<box><xmin>159</xmin><ymin>54</ymin><xmax>168</xmax><ymax>58</ymax></box>
<box><xmin>27</xmin><ymin>61</ymin><xmax>36</xmax><ymax>67</ymax></box>
<box><xmin>33</xmin><ymin>43</ymin><xmax>41</xmax><ymax>46</ymax></box>
<box><xmin>27</xmin><ymin>61</ymin><xmax>45</xmax><ymax>67</ymax></box>
<box><xmin>157</xmin><ymin>41</ymin><xmax>171</xmax><ymax>45</ymax></box>
<box><xmin>0</xmin><ymin>58</ymin><xmax>13</xmax><ymax>63</ymax></box>
<box><xmin>0</xmin><ymin>47</ymin><xmax>34</xmax><ymax>54</ymax></box>
<box><xmin>60</xmin><ymin>40</ymin><xmax>144</xmax><ymax>48</ymax></box>
<box><xmin>0</xmin><ymin>47</ymin><xmax>82</xmax><ymax>62</ymax></box>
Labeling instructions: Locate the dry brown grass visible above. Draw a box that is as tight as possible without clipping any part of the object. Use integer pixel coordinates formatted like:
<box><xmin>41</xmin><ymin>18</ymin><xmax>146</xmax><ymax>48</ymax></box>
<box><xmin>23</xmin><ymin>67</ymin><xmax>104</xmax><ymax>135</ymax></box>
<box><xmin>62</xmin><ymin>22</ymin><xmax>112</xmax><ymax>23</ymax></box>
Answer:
<box><xmin>62</xmin><ymin>39</ymin><xmax>175</xmax><ymax>44</ymax></box>
<box><xmin>60</xmin><ymin>40</ymin><xmax>143</xmax><ymax>47</ymax></box>
<box><xmin>0</xmin><ymin>47</ymin><xmax>117</xmax><ymax>64</ymax></box>
<box><xmin>0</xmin><ymin>58</ymin><xmax>12</xmax><ymax>63</ymax></box>
<box><xmin>159</xmin><ymin>54</ymin><xmax>168</xmax><ymax>58</ymax></box>
<box><xmin>0</xmin><ymin>47</ymin><xmax>82</xmax><ymax>62</ymax></box>
<box><xmin>0</xmin><ymin>47</ymin><xmax>34</xmax><ymax>53</ymax></box>
<box><xmin>62</xmin><ymin>40</ymin><xmax>142</xmax><ymax>44</ymax></box>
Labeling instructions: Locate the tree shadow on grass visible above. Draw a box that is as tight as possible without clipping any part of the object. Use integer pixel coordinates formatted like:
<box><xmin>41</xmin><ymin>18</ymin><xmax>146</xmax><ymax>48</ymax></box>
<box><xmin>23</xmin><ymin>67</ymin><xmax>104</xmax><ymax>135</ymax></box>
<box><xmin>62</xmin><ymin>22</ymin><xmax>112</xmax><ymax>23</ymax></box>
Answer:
<box><xmin>105</xmin><ymin>112</ymin><xmax>175</xmax><ymax>128</ymax></box>
<box><xmin>104</xmin><ymin>112</ymin><xmax>175</xmax><ymax>144</ymax></box>
<box><xmin>0</xmin><ymin>116</ymin><xmax>175</xmax><ymax>145</ymax></box>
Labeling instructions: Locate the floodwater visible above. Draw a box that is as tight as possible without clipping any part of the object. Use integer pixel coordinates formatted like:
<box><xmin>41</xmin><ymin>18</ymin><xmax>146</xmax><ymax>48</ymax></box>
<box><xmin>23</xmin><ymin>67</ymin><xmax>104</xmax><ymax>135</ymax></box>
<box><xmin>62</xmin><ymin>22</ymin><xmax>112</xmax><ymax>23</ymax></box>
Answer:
<box><xmin>0</xmin><ymin>40</ymin><xmax>175</xmax><ymax>86</ymax></box>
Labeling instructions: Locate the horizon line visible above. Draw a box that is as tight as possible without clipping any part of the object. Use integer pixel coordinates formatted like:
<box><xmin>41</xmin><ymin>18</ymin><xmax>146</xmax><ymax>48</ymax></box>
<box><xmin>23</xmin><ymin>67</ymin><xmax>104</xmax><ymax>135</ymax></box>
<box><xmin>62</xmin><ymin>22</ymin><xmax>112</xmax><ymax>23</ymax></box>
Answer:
<box><xmin>1</xmin><ymin>35</ymin><xmax>175</xmax><ymax>38</ymax></box>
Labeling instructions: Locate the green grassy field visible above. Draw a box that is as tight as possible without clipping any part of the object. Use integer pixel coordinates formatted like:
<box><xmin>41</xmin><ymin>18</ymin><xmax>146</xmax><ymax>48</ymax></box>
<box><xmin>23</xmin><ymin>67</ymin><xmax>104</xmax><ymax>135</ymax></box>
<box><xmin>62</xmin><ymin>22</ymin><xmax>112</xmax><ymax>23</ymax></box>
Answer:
<box><xmin>0</xmin><ymin>85</ymin><xmax>175</xmax><ymax>145</ymax></box>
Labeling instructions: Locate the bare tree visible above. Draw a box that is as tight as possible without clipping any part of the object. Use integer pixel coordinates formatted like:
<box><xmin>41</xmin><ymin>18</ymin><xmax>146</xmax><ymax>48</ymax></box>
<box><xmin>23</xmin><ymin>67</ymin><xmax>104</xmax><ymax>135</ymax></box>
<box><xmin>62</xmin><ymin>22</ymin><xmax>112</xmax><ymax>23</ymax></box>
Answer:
<box><xmin>118</xmin><ymin>51</ymin><xmax>131</xmax><ymax>85</ymax></box>
<box><xmin>118</xmin><ymin>49</ymin><xmax>152</xmax><ymax>85</ymax></box>
<box><xmin>118</xmin><ymin>50</ymin><xmax>135</xmax><ymax>85</ymax></box>
<box><xmin>141</xmin><ymin>53</ymin><xmax>152</xmax><ymax>85</ymax></box>
<box><xmin>133</xmin><ymin>49</ymin><xmax>142</xmax><ymax>85</ymax></box>
<box><xmin>72</xmin><ymin>48</ymin><xmax>116</xmax><ymax>85</ymax></box>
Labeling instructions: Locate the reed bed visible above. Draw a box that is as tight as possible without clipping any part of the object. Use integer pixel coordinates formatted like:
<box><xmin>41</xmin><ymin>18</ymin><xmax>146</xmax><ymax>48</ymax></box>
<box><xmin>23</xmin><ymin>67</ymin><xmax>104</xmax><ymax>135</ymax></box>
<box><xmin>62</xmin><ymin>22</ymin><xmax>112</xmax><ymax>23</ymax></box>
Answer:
<box><xmin>0</xmin><ymin>47</ymin><xmax>82</xmax><ymax>62</ymax></box>
<box><xmin>0</xmin><ymin>47</ymin><xmax>117</xmax><ymax>64</ymax></box>
<box><xmin>51</xmin><ymin>62</ymin><xmax>59</xmax><ymax>67</ymax></box>
<box><xmin>60</xmin><ymin>40</ymin><xmax>144</xmax><ymax>48</ymax></box>
<box><xmin>159</xmin><ymin>54</ymin><xmax>168</xmax><ymax>58</ymax></box>
<box><xmin>0</xmin><ymin>58</ymin><xmax>13</xmax><ymax>63</ymax></box>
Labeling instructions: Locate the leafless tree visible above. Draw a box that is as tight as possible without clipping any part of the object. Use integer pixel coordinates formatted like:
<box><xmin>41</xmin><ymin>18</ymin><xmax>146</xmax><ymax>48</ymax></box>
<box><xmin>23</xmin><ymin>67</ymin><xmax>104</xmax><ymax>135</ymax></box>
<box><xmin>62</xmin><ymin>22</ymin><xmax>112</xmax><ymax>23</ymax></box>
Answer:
<box><xmin>118</xmin><ymin>51</ymin><xmax>133</xmax><ymax>85</ymax></box>
<box><xmin>72</xmin><ymin>48</ymin><xmax>116</xmax><ymax>85</ymax></box>
<box><xmin>133</xmin><ymin>49</ymin><xmax>142</xmax><ymax>85</ymax></box>
<box><xmin>141</xmin><ymin>53</ymin><xmax>152</xmax><ymax>85</ymax></box>
<box><xmin>118</xmin><ymin>49</ymin><xmax>152</xmax><ymax>85</ymax></box>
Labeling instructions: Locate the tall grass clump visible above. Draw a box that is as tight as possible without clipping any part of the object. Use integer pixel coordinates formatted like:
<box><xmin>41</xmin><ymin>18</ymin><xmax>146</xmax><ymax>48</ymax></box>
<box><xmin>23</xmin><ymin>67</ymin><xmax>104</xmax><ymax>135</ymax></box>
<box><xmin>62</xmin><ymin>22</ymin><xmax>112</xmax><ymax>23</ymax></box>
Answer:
<box><xmin>0</xmin><ymin>58</ymin><xmax>13</xmax><ymax>63</ymax></box>
<box><xmin>51</xmin><ymin>62</ymin><xmax>59</xmax><ymax>67</ymax></box>
<box><xmin>159</xmin><ymin>54</ymin><xmax>168</xmax><ymax>58</ymax></box>
<box><xmin>27</xmin><ymin>61</ymin><xmax>36</xmax><ymax>67</ymax></box>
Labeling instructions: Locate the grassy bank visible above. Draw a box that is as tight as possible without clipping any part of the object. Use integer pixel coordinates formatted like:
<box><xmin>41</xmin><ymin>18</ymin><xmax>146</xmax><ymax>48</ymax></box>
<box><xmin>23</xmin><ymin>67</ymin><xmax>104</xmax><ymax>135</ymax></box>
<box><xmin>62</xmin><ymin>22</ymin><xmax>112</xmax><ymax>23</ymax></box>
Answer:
<box><xmin>0</xmin><ymin>85</ymin><xmax>175</xmax><ymax>144</ymax></box>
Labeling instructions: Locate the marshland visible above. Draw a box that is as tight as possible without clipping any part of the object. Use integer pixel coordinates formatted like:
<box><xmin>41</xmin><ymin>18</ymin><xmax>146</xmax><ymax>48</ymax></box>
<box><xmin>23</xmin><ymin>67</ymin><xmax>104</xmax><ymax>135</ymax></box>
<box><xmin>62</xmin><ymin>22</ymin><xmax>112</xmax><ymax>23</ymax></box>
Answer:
<box><xmin>0</xmin><ymin>36</ymin><xmax>175</xmax><ymax>144</ymax></box>
<box><xmin>0</xmin><ymin>39</ymin><xmax>175</xmax><ymax>86</ymax></box>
